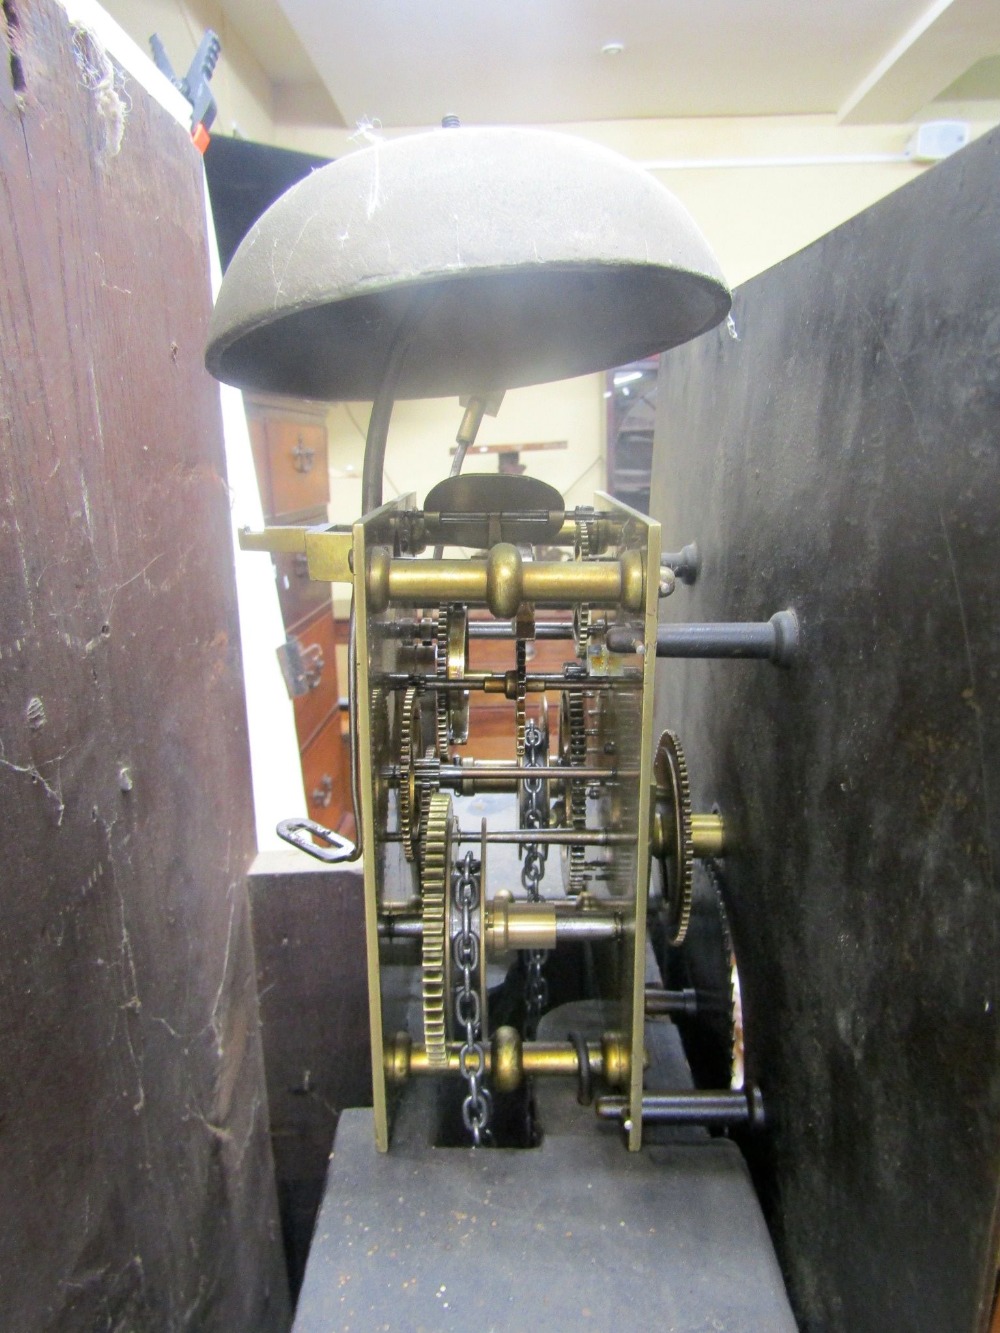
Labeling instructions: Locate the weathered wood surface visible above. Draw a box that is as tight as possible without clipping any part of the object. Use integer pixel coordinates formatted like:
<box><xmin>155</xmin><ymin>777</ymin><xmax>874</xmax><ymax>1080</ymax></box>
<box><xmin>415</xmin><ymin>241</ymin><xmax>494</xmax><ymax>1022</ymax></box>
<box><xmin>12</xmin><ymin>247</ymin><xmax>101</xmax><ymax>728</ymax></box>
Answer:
<box><xmin>0</xmin><ymin>2</ymin><xmax>288</xmax><ymax>1327</ymax></box>
<box><xmin>651</xmin><ymin>127</ymin><xmax>1000</xmax><ymax>1332</ymax></box>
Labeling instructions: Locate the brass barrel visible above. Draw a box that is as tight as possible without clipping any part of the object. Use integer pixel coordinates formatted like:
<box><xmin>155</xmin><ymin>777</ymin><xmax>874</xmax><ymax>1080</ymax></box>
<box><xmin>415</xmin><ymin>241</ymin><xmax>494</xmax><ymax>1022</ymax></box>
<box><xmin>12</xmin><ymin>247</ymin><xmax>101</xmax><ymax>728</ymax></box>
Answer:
<box><xmin>651</xmin><ymin>807</ymin><xmax>727</xmax><ymax>859</ymax></box>
<box><xmin>367</xmin><ymin>543</ymin><xmax>645</xmax><ymax>616</ymax></box>
<box><xmin>384</xmin><ymin>1029</ymin><xmax>631</xmax><ymax>1092</ymax></box>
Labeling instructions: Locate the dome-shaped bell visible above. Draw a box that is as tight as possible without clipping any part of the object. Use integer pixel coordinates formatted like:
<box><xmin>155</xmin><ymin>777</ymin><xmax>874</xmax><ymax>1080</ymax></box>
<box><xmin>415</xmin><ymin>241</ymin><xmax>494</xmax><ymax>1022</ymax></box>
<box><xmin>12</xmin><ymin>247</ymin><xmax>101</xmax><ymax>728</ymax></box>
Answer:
<box><xmin>206</xmin><ymin>126</ymin><xmax>730</xmax><ymax>400</ymax></box>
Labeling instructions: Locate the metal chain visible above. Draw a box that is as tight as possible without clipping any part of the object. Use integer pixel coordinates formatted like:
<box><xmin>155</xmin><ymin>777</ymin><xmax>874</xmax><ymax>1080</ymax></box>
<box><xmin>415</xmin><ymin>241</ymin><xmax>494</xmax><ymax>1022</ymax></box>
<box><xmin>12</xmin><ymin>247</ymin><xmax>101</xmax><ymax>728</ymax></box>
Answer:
<box><xmin>453</xmin><ymin>851</ymin><xmax>491</xmax><ymax>1146</ymax></box>
<box><xmin>521</xmin><ymin>719</ymin><xmax>549</xmax><ymax>1034</ymax></box>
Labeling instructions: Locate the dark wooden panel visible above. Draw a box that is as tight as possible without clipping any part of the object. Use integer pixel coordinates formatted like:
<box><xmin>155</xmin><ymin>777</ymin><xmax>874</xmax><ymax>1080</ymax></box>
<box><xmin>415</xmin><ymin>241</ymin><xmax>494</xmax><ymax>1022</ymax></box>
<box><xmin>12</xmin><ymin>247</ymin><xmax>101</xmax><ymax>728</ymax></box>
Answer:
<box><xmin>248</xmin><ymin>863</ymin><xmax>370</xmax><ymax>1296</ymax></box>
<box><xmin>0</xmin><ymin>4</ymin><xmax>288</xmax><ymax>1327</ymax></box>
<box><xmin>650</xmin><ymin>128</ymin><xmax>1000</xmax><ymax>1333</ymax></box>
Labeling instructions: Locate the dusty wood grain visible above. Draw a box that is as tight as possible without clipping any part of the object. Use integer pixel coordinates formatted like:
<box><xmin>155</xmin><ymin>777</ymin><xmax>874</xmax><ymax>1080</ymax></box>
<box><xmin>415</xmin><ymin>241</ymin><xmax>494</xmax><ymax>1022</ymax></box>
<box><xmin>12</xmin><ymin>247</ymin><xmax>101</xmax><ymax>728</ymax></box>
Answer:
<box><xmin>0</xmin><ymin>2</ymin><xmax>289</xmax><ymax>1327</ymax></box>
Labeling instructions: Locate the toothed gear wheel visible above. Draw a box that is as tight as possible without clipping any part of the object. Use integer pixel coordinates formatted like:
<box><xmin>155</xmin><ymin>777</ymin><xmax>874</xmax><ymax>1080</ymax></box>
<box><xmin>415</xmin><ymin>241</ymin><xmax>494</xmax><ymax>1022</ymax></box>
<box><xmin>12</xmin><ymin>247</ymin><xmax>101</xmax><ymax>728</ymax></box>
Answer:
<box><xmin>574</xmin><ymin>516</ymin><xmax>593</xmax><ymax>658</ymax></box>
<box><xmin>370</xmin><ymin>686</ymin><xmax>390</xmax><ymax>833</ymax></box>
<box><xmin>435</xmin><ymin>605</ymin><xmax>470</xmax><ymax>754</ymax></box>
<box><xmin>653</xmin><ymin>860</ymin><xmax>741</xmax><ymax>1092</ymax></box>
<box><xmin>420</xmin><ymin>792</ymin><xmax>453</xmax><ymax>1067</ymax></box>
<box><xmin>435</xmin><ymin>605</ymin><xmax>451</xmax><ymax>759</ymax></box>
<box><xmin>398</xmin><ymin>686</ymin><xmax>423</xmax><ymax>862</ymax></box>
<box><xmin>653</xmin><ymin>729</ymin><xmax>695</xmax><ymax>945</ymax></box>
<box><xmin>515</xmin><ymin>638</ymin><xmax>528</xmax><ymax>759</ymax></box>
<box><xmin>560</xmin><ymin>688</ymin><xmax>589</xmax><ymax>892</ymax></box>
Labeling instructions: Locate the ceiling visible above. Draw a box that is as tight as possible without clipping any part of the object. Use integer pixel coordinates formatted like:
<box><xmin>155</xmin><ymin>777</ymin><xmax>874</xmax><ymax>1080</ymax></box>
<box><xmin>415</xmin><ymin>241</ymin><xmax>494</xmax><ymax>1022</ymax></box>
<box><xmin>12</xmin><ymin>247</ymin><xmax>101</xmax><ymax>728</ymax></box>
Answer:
<box><xmin>217</xmin><ymin>0</ymin><xmax>1000</xmax><ymax>129</ymax></box>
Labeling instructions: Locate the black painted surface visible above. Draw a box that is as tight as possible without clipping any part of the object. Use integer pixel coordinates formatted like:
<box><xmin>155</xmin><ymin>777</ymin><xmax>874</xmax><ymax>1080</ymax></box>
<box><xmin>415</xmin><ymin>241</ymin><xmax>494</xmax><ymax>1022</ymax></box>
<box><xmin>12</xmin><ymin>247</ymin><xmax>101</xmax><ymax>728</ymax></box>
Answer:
<box><xmin>0</xmin><ymin>4</ymin><xmax>288</xmax><ymax>1327</ymax></box>
<box><xmin>204</xmin><ymin>136</ymin><xmax>331</xmax><ymax>271</ymax></box>
<box><xmin>294</xmin><ymin>1098</ymin><xmax>795</xmax><ymax>1331</ymax></box>
<box><xmin>651</xmin><ymin>128</ymin><xmax>1000</xmax><ymax>1332</ymax></box>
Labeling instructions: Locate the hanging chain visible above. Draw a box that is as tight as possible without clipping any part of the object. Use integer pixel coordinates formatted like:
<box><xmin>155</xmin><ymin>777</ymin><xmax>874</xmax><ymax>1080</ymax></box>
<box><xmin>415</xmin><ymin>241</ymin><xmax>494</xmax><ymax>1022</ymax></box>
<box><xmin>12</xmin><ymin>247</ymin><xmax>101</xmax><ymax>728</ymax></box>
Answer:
<box><xmin>453</xmin><ymin>851</ymin><xmax>491</xmax><ymax>1146</ymax></box>
<box><xmin>521</xmin><ymin>718</ymin><xmax>549</xmax><ymax>1035</ymax></box>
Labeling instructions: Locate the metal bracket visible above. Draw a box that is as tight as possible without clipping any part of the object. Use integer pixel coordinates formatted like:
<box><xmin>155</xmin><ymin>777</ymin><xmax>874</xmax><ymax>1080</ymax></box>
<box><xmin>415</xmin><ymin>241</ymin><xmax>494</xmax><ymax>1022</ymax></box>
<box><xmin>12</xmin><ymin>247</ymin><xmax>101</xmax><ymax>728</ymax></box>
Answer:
<box><xmin>277</xmin><ymin>817</ymin><xmax>356</xmax><ymax>864</ymax></box>
<box><xmin>239</xmin><ymin>525</ymin><xmax>354</xmax><ymax>584</ymax></box>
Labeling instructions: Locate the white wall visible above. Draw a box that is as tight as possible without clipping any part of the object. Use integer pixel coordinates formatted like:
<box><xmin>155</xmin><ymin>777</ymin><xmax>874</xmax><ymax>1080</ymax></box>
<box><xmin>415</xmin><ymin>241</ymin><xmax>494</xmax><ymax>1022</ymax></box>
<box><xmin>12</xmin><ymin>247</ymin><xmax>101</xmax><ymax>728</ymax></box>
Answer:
<box><xmin>276</xmin><ymin>111</ymin><xmax>999</xmax><ymax>287</ymax></box>
<box><xmin>326</xmin><ymin>377</ymin><xmax>606</xmax><ymax>517</ymax></box>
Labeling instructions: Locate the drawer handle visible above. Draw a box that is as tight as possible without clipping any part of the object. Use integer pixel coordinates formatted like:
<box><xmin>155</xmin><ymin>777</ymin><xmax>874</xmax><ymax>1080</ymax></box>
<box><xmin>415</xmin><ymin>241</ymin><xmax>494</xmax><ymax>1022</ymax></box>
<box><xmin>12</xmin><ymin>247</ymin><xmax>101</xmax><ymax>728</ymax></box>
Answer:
<box><xmin>291</xmin><ymin>434</ymin><xmax>315</xmax><ymax>474</ymax></box>
<box><xmin>293</xmin><ymin>552</ymin><xmax>309</xmax><ymax>578</ymax></box>
<box><xmin>303</xmin><ymin>644</ymin><xmax>325</xmax><ymax>690</ymax></box>
<box><xmin>277</xmin><ymin>637</ymin><xmax>325</xmax><ymax>698</ymax></box>
<box><xmin>277</xmin><ymin>817</ymin><xmax>354</xmax><ymax>864</ymax></box>
<box><xmin>311</xmin><ymin>774</ymin><xmax>333</xmax><ymax>808</ymax></box>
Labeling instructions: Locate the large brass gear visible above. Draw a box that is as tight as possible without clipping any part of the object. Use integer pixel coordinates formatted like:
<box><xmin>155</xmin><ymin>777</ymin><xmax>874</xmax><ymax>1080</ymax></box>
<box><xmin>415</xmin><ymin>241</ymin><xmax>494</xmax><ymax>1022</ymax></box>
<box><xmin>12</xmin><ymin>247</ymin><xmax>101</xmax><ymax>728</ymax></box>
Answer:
<box><xmin>398</xmin><ymin>686</ymin><xmax>424</xmax><ymax>862</ymax></box>
<box><xmin>653</xmin><ymin>728</ymin><xmax>695</xmax><ymax>945</ymax></box>
<box><xmin>420</xmin><ymin>791</ymin><xmax>454</xmax><ymax>1068</ymax></box>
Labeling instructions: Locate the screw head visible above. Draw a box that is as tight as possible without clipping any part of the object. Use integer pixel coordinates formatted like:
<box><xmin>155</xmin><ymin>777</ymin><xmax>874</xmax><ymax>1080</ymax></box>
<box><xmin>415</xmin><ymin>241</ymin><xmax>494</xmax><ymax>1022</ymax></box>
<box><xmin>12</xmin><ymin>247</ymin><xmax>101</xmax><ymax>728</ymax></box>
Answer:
<box><xmin>658</xmin><ymin>566</ymin><xmax>677</xmax><ymax>597</ymax></box>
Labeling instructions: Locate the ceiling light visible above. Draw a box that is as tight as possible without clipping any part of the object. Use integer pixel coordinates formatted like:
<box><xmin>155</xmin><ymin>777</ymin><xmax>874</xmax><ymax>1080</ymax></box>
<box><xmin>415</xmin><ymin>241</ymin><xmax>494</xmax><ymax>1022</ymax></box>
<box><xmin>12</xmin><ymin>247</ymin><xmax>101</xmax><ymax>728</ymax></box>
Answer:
<box><xmin>601</xmin><ymin>41</ymin><xmax>625</xmax><ymax>57</ymax></box>
<box><xmin>613</xmin><ymin>370</ymin><xmax>642</xmax><ymax>386</ymax></box>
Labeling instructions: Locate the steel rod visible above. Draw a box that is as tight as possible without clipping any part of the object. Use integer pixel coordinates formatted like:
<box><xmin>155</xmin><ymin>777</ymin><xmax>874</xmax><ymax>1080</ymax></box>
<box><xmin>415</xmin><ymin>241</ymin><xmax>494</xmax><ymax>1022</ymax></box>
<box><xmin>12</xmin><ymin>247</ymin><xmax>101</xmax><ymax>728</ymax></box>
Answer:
<box><xmin>468</xmin><ymin>829</ymin><xmax>631</xmax><ymax>845</ymax></box>
<box><xmin>596</xmin><ymin>1084</ymin><xmax>765</xmax><ymax>1130</ymax></box>
<box><xmin>467</xmin><ymin>620</ymin><xmax>578</xmax><ymax>640</ymax></box>
<box><xmin>382</xmin><ymin>673</ymin><xmax>633</xmax><ymax>693</ymax></box>
<box><xmin>644</xmin><ymin>986</ymin><xmax>699</xmax><ymax>1016</ymax></box>
<box><xmin>439</xmin><ymin>764</ymin><xmax>636</xmax><ymax>782</ymax></box>
<box><xmin>378</xmin><ymin>911</ymin><xmax>621</xmax><ymax>943</ymax></box>
<box><xmin>378</xmin><ymin>829</ymin><xmax>630</xmax><ymax>846</ymax></box>
<box><xmin>398</xmin><ymin>618</ymin><xmax>590</xmax><ymax>641</ymax></box>
<box><xmin>606</xmin><ymin>610</ymin><xmax>798</xmax><ymax>666</ymax></box>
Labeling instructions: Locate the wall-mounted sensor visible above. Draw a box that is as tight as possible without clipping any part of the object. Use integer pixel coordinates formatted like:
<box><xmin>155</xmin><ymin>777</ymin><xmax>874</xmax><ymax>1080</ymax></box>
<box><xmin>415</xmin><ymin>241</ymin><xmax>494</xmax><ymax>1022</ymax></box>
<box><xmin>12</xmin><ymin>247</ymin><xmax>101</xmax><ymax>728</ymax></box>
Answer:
<box><xmin>906</xmin><ymin>121</ymin><xmax>970</xmax><ymax>163</ymax></box>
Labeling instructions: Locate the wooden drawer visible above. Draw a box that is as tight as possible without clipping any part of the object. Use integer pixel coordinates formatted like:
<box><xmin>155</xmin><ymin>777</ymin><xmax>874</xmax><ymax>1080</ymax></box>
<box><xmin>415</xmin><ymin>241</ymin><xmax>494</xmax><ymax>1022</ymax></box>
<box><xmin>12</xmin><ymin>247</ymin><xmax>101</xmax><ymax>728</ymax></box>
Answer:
<box><xmin>291</xmin><ymin>606</ymin><xmax>339</xmax><ymax>748</ymax></box>
<box><xmin>247</xmin><ymin>414</ymin><xmax>275</xmax><ymax>516</ymax></box>
<box><xmin>264</xmin><ymin>419</ymin><xmax>328</xmax><ymax>518</ymax></box>
<box><xmin>301</xmin><ymin>712</ymin><xmax>348</xmax><ymax>830</ymax></box>
<box><xmin>275</xmin><ymin>547</ymin><xmax>331</xmax><ymax>626</ymax></box>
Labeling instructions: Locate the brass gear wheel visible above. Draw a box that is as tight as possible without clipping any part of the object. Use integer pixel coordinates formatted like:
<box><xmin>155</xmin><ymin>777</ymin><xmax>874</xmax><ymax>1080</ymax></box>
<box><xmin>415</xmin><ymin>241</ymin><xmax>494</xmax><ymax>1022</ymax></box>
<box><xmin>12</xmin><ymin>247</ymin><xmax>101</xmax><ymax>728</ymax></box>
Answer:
<box><xmin>435</xmin><ymin>604</ymin><xmax>470</xmax><ymax>755</ymax></box>
<box><xmin>370</xmin><ymin>686</ymin><xmax>390</xmax><ymax>834</ymax></box>
<box><xmin>420</xmin><ymin>791</ymin><xmax>454</xmax><ymax>1068</ymax></box>
<box><xmin>574</xmin><ymin>514</ymin><xmax>594</xmax><ymax>658</ymax></box>
<box><xmin>559</xmin><ymin>687</ymin><xmax>589</xmax><ymax>892</ymax></box>
<box><xmin>398</xmin><ymin>685</ymin><xmax>423</xmax><ymax>862</ymax></box>
<box><xmin>653</xmin><ymin>728</ymin><xmax>695</xmax><ymax>945</ymax></box>
<box><xmin>435</xmin><ymin>605</ymin><xmax>451</xmax><ymax>758</ymax></box>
